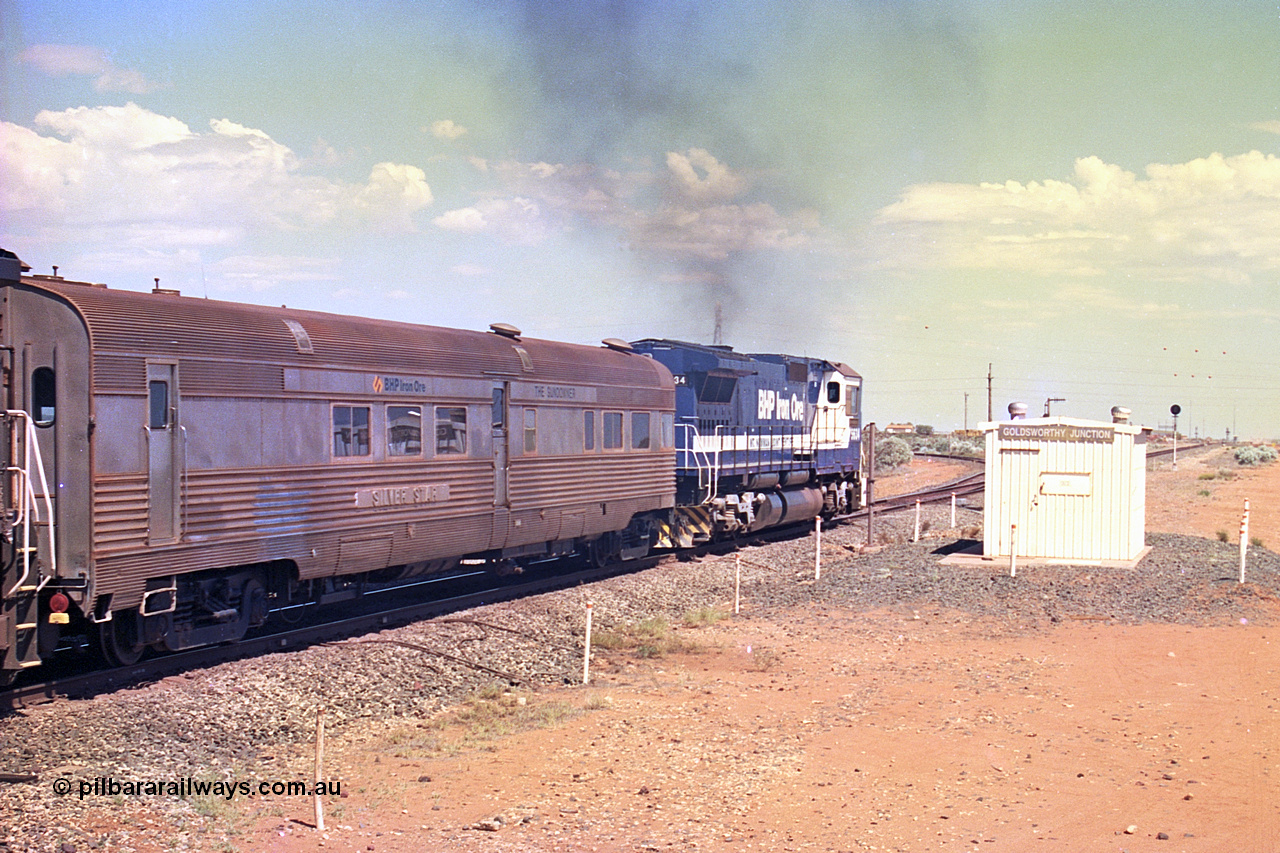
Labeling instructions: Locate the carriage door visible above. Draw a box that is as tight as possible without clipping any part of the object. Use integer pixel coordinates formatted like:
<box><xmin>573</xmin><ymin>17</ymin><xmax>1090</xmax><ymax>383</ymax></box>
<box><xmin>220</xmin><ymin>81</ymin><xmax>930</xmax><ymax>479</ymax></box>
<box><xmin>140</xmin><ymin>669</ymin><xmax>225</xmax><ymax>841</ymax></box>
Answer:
<box><xmin>490</xmin><ymin>383</ymin><xmax>511</xmax><ymax>549</ymax></box>
<box><xmin>146</xmin><ymin>362</ymin><xmax>182</xmax><ymax>544</ymax></box>
<box><xmin>491</xmin><ymin>383</ymin><xmax>510</xmax><ymax>508</ymax></box>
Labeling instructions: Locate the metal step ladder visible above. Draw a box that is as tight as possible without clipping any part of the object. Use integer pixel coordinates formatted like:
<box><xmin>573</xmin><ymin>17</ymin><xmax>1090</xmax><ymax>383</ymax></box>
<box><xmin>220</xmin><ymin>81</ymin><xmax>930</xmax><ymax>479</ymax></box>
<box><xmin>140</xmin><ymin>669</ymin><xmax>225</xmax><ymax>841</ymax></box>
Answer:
<box><xmin>3</xmin><ymin>411</ymin><xmax>56</xmax><ymax>673</ymax></box>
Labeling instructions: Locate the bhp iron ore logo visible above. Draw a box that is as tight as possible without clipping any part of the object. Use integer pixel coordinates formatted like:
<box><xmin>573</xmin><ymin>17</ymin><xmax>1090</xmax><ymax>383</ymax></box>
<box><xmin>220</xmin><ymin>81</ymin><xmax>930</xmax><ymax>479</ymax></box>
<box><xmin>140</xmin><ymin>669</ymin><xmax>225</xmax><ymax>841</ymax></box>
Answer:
<box><xmin>373</xmin><ymin>376</ymin><xmax>428</xmax><ymax>395</ymax></box>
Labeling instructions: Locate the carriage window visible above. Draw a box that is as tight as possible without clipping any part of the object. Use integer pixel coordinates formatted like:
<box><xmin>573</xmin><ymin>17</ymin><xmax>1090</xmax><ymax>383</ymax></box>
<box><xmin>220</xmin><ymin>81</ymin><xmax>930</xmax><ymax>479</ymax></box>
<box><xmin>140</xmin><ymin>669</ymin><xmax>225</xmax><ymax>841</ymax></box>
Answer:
<box><xmin>436</xmin><ymin>407</ymin><xmax>468</xmax><ymax>455</ymax></box>
<box><xmin>661</xmin><ymin>413</ymin><xmax>674</xmax><ymax>449</ymax></box>
<box><xmin>584</xmin><ymin>411</ymin><xmax>595</xmax><ymax>451</ymax></box>
<box><xmin>631</xmin><ymin>412</ymin><xmax>651</xmax><ymax>449</ymax></box>
<box><xmin>387</xmin><ymin>405</ymin><xmax>422</xmax><ymax>456</ymax></box>
<box><xmin>827</xmin><ymin>381</ymin><xmax>841</xmax><ymax>404</ymax></box>
<box><xmin>149</xmin><ymin>381</ymin><xmax>170</xmax><ymax>429</ymax></box>
<box><xmin>603</xmin><ymin>412</ymin><xmax>623</xmax><ymax>449</ymax></box>
<box><xmin>846</xmin><ymin>385</ymin><xmax>860</xmax><ymax>418</ymax></box>
<box><xmin>333</xmin><ymin>406</ymin><xmax>371</xmax><ymax>456</ymax></box>
<box><xmin>524</xmin><ymin>408</ymin><xmax>537</xmax><ymax>454</ymax></box>
<box><xmin>32</xmin><ymin>367</ymin><xmax>56</xmax><ymax>427</ymax></box>
<box><xmin>491</xmin><ymin>388</ymin><xmax>505</xmax><ymax>428</ymax></box>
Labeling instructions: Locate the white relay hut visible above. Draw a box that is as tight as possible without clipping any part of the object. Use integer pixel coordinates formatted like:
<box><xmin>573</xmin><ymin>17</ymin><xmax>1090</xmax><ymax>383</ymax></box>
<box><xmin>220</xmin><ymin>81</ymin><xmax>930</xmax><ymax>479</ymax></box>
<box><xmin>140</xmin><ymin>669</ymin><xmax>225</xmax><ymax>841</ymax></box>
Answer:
<box><xmin>982</xmin><ymin>405</ymin><xmax>1147</xmax><ymax>563</ymax></box>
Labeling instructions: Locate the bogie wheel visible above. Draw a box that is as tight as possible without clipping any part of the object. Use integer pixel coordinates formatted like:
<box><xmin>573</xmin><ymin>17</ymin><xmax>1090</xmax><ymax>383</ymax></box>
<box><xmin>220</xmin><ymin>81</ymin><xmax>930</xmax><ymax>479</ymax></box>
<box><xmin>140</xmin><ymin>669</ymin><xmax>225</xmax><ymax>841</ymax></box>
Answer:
<box><xmin>586</xmin><ymin>534</ymin><xmax>616</xmax><ymax>568</ymax></box>
<box><xmin>98</xmin><ymin>610</ymin><xmax>144</xmax><ymax>667</ymax></box>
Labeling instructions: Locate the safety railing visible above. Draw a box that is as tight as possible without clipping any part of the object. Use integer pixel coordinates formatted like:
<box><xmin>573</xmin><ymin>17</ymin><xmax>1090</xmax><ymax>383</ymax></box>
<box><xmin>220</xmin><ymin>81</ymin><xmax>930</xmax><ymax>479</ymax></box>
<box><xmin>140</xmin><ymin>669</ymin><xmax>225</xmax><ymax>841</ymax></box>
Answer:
<box><xmin>4</xmin><ymin>410</ymin><xmax>57</xmax><ymax>597</ymax></box>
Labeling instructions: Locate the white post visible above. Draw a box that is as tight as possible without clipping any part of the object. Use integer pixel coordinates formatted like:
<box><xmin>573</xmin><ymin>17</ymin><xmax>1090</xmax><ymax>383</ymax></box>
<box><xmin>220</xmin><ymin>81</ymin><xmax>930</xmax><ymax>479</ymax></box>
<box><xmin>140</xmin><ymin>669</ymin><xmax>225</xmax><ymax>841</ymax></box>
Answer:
<box><xmin>314</xmin><ymin>707</ymin><xmax>326</xmax><ymax>832</ymax></box>
<box><xmin>950</xmin><ymin>492</ymin><xmax>957</xmax><ymax>529</ymax></box>
<box><xmin>1010</xmin><ymin>523</ymin><xmax>1018</xmax><ymax>578</ymax></box>
<box><xmin>913</xmin><ymin>500</ymin><xmax>921</xmax><ymax>542</ymax></box>
<box><xmin>814</xmin><ymin>516</ymin><xmax>822</xmax><ymax>581</ymax></box>
<box><xmin>1240</xmin><ymin>499</ymin><xmax>1250</xmax><ymax>583</ymax></box>
<box><xmin>734</xmin><ymin>554</ymin><xmax>741</xmax><ymax>615</ymax></box>
<box><xmin>583</xmin><ymin>602</ymin><xmax>593</xmax><ymax>684</ymax></box>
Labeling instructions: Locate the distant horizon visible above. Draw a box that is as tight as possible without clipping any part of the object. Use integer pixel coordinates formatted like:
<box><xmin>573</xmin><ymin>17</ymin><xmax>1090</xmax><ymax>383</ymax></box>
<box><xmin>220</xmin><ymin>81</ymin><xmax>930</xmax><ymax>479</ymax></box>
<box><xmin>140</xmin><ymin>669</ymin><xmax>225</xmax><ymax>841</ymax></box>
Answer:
<box><xmin>3</xmin><ymin>2</ymin><xmax>1279</xmax><ymax>439</ymax></box>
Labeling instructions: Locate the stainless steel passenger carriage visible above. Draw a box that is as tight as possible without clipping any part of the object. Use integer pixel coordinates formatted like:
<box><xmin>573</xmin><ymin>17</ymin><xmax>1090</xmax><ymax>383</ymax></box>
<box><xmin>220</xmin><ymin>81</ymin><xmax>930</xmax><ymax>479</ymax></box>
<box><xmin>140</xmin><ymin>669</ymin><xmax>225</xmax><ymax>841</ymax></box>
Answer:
<box><xmin>1</xmin><ymin>251</ymin><xmax>674</xmax><ymax>679</ymax></box>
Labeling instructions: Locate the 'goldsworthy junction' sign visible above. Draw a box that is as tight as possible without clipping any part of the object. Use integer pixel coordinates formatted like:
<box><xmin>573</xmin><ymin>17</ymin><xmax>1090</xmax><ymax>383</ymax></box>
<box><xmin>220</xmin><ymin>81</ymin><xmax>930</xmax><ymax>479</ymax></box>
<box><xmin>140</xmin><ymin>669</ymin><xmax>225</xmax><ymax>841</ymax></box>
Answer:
<box><xmin>998</xmin><ymin>424</ymin><xmax>1115</xmax><ymax>443</ymax></box>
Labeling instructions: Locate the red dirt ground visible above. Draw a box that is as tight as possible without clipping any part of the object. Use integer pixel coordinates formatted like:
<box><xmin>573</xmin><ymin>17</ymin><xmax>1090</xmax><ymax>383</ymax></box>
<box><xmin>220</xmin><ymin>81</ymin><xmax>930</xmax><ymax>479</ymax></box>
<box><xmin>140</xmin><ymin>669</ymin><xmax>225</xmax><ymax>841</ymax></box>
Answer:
<box><xmin>68</xmin><ymin>447</ymin><xmax>1280</xmax><ymax>852</ymax></box>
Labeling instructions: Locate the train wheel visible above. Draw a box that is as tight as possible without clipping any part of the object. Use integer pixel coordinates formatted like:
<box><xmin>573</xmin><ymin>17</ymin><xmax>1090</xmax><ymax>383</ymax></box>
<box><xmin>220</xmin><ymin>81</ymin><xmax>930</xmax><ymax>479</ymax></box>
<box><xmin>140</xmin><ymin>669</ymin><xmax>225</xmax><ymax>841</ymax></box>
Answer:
<box><xmin>98</xmin><ymin>610</ymin><xmax>144</xmax><ymax>667</ymax></box>
<box><xmin>586</xmin><ymin>534</ymin><xmax>616</xmax><ymax>568</ymax></box>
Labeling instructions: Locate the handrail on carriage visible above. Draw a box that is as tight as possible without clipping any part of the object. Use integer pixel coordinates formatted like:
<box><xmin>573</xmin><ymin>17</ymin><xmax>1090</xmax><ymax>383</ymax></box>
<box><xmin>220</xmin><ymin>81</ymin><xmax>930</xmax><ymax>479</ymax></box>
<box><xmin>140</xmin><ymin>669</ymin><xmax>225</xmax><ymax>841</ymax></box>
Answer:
<box><xmin>4</xmin><ymin>410</ymin><xmax>57</xmax><ymax>598</ymax></box>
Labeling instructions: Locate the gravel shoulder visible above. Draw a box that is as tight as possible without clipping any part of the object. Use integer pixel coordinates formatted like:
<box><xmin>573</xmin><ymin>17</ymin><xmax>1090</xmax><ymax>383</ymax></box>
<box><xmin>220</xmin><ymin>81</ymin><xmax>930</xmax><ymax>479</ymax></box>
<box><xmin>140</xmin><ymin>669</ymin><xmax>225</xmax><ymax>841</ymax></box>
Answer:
<box><xmin>3</xmin><ymin>449</ymin><xmax>1279</xmax><ymax>853</ymax></box>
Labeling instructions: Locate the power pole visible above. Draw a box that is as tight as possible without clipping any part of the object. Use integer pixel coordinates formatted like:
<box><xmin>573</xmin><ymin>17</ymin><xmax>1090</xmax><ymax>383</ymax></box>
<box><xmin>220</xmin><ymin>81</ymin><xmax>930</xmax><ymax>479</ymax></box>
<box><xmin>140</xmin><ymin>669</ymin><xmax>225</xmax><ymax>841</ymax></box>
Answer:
<box><xmin>986</xmin><ymin>363</ymin><xmax>992</xmax><ymax>422</ymax></box>
<box><xmin>963</xmin><ymin>392</ymin><xmax>969</xmax><ymax>431</ymax></box>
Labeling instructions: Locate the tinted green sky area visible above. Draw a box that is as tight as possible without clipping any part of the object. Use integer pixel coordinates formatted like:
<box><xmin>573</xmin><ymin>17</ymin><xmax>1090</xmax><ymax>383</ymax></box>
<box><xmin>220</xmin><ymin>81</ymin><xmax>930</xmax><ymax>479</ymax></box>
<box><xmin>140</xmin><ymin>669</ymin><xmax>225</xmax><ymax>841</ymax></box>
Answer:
<box><xmin>3</xmin><ymin>1</ymin><xmax>1279</xmax><ymax>437</ymax></box>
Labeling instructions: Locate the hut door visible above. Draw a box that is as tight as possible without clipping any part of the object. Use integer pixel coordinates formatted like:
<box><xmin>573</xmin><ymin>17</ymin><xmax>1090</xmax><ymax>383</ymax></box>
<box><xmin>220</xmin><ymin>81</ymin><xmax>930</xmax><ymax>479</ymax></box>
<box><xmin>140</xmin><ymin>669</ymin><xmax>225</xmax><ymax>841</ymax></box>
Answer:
<box><xmin>997</xmin><ymin>448</ymin><xmax>1040</xmax><ymax>557</ymax></box>
<box><xmin>146</xmin><ymin>362</ymin><xmax>182</xmax><ymax>544</ymax></box>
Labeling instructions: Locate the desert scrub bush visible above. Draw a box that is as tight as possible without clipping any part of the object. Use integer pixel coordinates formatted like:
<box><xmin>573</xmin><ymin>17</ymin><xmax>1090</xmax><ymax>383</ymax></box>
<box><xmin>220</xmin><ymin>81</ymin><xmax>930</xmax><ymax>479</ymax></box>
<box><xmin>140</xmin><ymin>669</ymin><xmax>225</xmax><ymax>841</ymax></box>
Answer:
<box><xmin>443</xmin><ymin>687</ymin><xmax>577</xmax><ymax>749</ymax></box>
<box><xmin>949</xmin><ymin>440</ymin><xmax>984</xmax><ymax>457</ymax></box>
<box><xmin>592</xmin><ymin>617</ymin><xmax>703</xmax><ymax>658</ymax></box>
<box><xmin>875</xmin><ymin>436</ymin><xmax>913</xmax><ymax>470</ymax></box>
<box><xmin>1198</xmin><ymin>489</ymin><xmax>1211</xmax><ymax>497</ymax></box>
<box><xmin>1217</xmin><ymin>530</ymin><xmax>1230</xmax><ymax>542</ymax></box>
<box><xmin>682</xmin><ymin>606</ymin><xmax>728</xmax><ymax>627</ymax></box>
<box><xmin>1251</xmin><ymin>536</ymin><xmax>1265</xmax><ymax>548</ymax></box>
<box><xmin>1198</xmin><ymin>472</ymin><xmax>1216</xmax><ymax>480</ymax></box>
<box><xmin>1234</xmin><ymin>445</ymin><xmax>1278</xmax><ymax>466</ymax></box>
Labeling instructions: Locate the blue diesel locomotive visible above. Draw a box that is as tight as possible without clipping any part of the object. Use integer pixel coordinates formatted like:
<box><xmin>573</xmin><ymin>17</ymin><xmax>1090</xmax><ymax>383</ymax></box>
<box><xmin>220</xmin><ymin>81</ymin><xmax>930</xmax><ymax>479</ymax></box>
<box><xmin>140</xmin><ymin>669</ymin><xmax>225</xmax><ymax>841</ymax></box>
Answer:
<box><xmin>630</xmin><ymin>339</ymin><xmax>862</xmax><ymax>547</ymax></box>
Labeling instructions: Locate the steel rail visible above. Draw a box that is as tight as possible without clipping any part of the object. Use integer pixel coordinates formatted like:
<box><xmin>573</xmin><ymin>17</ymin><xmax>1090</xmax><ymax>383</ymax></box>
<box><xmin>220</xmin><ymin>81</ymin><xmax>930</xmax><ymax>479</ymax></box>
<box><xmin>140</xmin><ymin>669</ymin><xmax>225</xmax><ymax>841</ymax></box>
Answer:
<box><xmin>0</xmin><ymin>558</ymin><xmax>655</xmax><ymax>711</ymax></box>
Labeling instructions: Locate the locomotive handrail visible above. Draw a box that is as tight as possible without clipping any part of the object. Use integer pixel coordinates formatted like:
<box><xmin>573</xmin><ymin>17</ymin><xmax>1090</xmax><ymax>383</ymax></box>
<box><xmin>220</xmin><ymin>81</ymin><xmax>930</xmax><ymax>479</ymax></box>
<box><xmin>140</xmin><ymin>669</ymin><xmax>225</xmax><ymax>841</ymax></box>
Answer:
<box><xmin>4</xmin><ymin>411</ymin><xmax>57</xmax><ymax>597</ymax></box>
<box><xmin>675</xmin><ymin>423</ymin><xmax>718</xmax><ymax>503</ymax></box>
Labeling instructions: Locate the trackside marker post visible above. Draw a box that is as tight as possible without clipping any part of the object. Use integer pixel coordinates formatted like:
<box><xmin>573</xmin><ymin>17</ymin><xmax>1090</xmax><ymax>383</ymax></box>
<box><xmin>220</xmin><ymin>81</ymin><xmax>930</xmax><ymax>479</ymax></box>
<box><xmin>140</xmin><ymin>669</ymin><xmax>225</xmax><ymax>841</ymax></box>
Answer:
<box><xmin>814</xmin><ymin>517</ymin><xmax>822</xmax><ymax>581</ymax></box>
<box><xmin>951</xmin><ymin>492</ymin><xmax>956</xmax><ymax>529</ymax></box>
<box><xmin>314</xmin><ymin>707</ymin><xmax>326</xmax><ymax>832</ymax></box>
<box><xmin>1241</xmin><ymin>499</ymin><xmax>1250</xmax><ymax>583</ymax></box>
<box><xmin>583</xmin><ymin>602</ymin><xmax>593</xmax><ymax>684</ymax></box>
<box><xmin>1010</xmin><ymin>524</ymin><xmax>1018</xmax><ymax>578</ymax></box>
<box><xmin>913</xmin><ymin>500</ymin><xmax>921</xmax><ymax>542</ymax></box>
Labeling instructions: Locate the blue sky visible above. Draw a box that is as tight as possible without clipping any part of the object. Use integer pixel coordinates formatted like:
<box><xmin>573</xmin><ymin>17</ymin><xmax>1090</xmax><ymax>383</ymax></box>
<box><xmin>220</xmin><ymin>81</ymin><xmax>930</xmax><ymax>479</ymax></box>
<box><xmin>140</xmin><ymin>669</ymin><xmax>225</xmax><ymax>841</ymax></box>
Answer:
<box><xmin>3</xmin><ymin>1</ymin><xmax>1279</xmax><ymax>438</ymax></box>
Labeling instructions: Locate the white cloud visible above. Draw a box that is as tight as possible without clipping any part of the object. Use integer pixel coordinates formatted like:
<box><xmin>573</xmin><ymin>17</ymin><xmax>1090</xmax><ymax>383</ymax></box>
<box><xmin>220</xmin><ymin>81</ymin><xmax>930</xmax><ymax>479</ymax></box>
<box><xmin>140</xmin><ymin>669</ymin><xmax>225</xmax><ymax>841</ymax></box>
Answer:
<box><xmin>19</xmin><ymin>44</ymin><xmax>159</xmax><ymax>94</ymax></box>
<box><xmin>442</xmin><ymin>150</ymin><xmax>810</xmax><ymax>261</ymax></box>
<box><xmin>433</xmin><ymin>207</ymin><xmax>488</xmax><ymax>233</ymax></box>
<box><xmin>665</xmin><ymin>148</ymin><xmax>747</xmax><ymax>202</ymax></box>
<box><xmin>37</xmin><ymin>102</ymin><xmax>191</xmax><ymax>150</ymax></box>
<box><xmin>430</xmin><ymin>119</ymin><xmax>468</xmax><ymax>140</ymax></box>
<box><xmin>0</xmin><ymin>103</ymin><xmax>433</xmax><ymax>248</ymax></box>
<box><xmin>871</xmin><ymin>151</ymin><xmax>1280</xmax><ymax>285</ymax></box>
<box><xmin>433</xmin><ymin>198</ymin><xmax>548</xmax><ymax>245</ymax></box>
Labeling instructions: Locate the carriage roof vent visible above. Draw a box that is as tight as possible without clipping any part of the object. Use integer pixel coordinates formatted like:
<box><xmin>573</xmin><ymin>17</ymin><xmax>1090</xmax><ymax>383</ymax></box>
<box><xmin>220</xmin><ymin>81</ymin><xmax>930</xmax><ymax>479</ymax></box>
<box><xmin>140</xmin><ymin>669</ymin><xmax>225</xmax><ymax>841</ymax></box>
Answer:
<box><xmin>489</xmin><ymin>322</ymin><xmax>522</xmax><ymax>339</ymax></box>
<box><xmin>602</xmin><ymin>338</ymin><xmax>634</xmax><ymax>353</ymax></box>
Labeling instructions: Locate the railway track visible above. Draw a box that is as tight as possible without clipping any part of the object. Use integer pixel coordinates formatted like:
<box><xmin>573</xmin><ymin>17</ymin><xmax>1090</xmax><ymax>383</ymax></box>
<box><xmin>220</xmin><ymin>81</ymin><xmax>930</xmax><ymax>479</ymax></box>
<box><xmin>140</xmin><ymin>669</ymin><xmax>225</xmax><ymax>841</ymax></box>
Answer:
<box><xmin>2</xmin><ymin>472</ymin><xmax>986</xmax><ymax>712</ymax></box>
<box><xmin>0</xmin><ymin>558</ymin><xmax>654</xmax><ymax>712</ymax></box>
